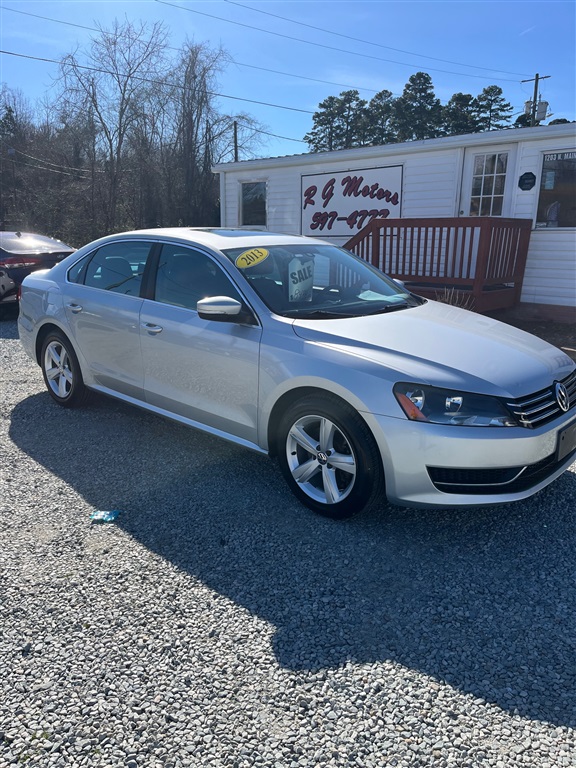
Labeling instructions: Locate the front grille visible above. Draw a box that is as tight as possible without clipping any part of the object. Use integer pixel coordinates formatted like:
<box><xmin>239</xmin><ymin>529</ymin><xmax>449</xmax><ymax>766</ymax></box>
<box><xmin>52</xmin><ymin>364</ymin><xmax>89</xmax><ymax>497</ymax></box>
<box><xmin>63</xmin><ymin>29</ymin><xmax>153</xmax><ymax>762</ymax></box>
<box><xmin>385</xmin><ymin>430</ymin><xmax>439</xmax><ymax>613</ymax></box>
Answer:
<box><xmin>505</xmin><ymin>369</ymin><xmax>576</xmax><ymax>428</ymax></box>
<box><xmin>428</xmin><ymin>446</ymin><xmax>576</xmax><ymax>495</ymax></box>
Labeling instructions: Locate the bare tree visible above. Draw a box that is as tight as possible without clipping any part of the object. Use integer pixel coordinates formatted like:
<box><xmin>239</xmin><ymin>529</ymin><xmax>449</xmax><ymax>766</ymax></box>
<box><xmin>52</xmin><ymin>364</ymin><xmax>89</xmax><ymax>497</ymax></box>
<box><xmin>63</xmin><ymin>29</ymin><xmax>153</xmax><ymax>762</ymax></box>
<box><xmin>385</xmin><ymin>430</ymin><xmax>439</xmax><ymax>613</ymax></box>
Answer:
<box><xmin>211</xmin><ymin>113</ymin><xmax>264</xmax><ymax>163</ymax></box>
<box><xmin>172</xmin><ymin>42</ymin><xmax>224</xmax><ymax>224</ymax></box>
<box><xmin>3</xmin><ymin>24</ymin><xmax>268</xmax><ymax>239</ymax></box>
<box><xmin>59</xmin><ymin>19</ymin><xmax>169</xmax><ymax>232</ymax></box>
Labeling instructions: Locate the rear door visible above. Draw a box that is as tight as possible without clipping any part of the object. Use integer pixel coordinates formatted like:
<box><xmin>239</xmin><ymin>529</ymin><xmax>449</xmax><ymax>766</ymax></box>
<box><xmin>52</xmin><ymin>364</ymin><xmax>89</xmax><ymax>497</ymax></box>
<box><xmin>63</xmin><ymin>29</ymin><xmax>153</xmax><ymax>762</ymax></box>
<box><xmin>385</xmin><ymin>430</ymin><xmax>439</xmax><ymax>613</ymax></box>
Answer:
<box><xmin>139</xmin><ymin>243</ymin><xmax>262</xmax><ymax>444</ymax></box>
<box><xmin>62</xmin><ymin>240</ymin><xmax>153</xmax><ymax>399</ymax></box>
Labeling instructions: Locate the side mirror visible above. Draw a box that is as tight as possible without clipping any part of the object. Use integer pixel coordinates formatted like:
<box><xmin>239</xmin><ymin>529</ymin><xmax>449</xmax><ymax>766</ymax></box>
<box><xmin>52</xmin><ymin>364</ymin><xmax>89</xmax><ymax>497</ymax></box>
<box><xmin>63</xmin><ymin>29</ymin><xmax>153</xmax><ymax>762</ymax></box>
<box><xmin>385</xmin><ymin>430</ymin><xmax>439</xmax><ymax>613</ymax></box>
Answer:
<box><xmin>197</xmin><ymin>296</ymin><xmax>256</xmax><ymax>324</ymax></box>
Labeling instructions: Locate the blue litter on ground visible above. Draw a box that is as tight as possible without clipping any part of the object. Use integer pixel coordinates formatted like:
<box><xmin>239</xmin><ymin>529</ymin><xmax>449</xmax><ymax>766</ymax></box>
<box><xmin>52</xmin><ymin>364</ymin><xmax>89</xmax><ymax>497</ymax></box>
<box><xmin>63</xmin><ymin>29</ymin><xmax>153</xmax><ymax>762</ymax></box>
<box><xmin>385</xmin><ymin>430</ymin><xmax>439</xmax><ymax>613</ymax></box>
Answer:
<box><xmin>90</xmin><ymin>509</ymin><xmax>123</xmax><ymax>523</ymax></box>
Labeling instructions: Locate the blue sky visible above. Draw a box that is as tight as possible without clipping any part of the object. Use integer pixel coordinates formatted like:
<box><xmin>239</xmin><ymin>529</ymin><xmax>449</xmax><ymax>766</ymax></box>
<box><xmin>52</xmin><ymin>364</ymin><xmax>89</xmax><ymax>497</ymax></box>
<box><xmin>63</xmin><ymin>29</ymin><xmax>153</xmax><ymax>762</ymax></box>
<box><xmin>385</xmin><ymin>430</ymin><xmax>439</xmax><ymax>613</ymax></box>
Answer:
<box><xmin>1</xmin><ymin>0</ymin><xmax>575</xmax><ymax>159</ymax></box>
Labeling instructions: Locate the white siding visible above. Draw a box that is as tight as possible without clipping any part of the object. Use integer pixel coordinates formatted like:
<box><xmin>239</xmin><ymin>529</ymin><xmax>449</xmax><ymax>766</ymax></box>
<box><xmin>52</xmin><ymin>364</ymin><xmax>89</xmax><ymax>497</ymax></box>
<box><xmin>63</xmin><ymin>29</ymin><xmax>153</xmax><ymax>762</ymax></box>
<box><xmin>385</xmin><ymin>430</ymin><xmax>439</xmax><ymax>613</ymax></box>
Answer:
<box><xmin>402</xmin><ymin>150</ymin><xmax>460</xmax><ymax>218</ymax></box>
<box><xmin>521</xmin><ymin>230</ymin><xmax>576</xmax><ymax>306</ymax></box>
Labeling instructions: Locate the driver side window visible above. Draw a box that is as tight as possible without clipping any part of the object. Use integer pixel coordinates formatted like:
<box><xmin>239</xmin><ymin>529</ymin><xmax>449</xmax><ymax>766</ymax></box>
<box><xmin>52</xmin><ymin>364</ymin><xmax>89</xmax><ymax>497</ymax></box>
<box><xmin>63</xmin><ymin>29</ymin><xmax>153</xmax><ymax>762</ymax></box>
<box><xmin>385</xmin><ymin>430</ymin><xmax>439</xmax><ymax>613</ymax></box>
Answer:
<box><xmin>154</xmin><ymin>245</ymin><xmax>242</xmax><ymax>310</ymax></box>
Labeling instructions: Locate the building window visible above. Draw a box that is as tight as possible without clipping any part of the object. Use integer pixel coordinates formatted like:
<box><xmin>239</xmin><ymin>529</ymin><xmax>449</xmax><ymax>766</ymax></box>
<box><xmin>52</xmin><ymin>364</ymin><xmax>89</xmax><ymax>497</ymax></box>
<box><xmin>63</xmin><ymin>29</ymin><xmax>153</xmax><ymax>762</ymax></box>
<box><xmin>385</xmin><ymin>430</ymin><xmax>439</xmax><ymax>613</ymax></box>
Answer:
<box><xmin>536</xmin><ymin>151</ymin><xmax>576</xmax><ymax>228</ymax></box>
<box><xmin>241</xmin><ymin>181</ymin><xmax>266</xmax><ymax>226</ymax></box>
<box><xmin>469</xmin><ymin>152</ymin><xmax>508</xmax><ymax>216</ymax></box>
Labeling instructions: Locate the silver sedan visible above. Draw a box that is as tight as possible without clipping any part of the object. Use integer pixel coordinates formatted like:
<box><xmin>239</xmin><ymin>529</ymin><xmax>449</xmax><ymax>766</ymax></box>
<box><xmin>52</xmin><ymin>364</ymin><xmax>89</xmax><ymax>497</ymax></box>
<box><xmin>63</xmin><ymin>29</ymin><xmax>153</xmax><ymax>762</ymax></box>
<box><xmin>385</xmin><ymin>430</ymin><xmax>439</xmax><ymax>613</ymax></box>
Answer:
<box><xmin>18</xmin><ymin>228</ymin><xmax>576</xmax><ymax>518</ymax></box>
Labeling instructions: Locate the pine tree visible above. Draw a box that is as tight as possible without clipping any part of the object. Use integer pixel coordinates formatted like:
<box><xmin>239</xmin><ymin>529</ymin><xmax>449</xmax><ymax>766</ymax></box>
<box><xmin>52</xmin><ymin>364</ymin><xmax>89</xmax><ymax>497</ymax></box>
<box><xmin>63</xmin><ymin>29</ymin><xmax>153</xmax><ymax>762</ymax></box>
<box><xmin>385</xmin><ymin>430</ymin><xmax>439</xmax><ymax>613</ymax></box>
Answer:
<box><xmin>443</xmin><ymin>93</ymin><xmax>480</xmax><ymax>135</ymax></box>
<box><xmin>392</xmin><ymin>72</ymin><xmax>443</xmax><ymax>142</ymax></box>
<box><xmin>304</xmin><ymin>91</ymin><xmax>368</xmax><ymax>152</ymax></box>
<box><xmin>474</xmin><ymin>86</ymin><xmax>513</xmax><ymax>131</ymax></box>
<box><xmin>0</xmin><ymin>105</ymin><xmax>19</xmax><ymax>141</ymax></box>
<box><xmin>365</xmin><ymin>89</ymin><xmax>396</xmax><ymax>145</ymax></box>
<box><xmin>304</xmin><ymin>96</ymin><xmax>341</xmax><ymax>152</ymax></box>
<box><xmin>302</xmin><ymin>74</ymin><xmax>518</xmax><ymax>151</ymax></box>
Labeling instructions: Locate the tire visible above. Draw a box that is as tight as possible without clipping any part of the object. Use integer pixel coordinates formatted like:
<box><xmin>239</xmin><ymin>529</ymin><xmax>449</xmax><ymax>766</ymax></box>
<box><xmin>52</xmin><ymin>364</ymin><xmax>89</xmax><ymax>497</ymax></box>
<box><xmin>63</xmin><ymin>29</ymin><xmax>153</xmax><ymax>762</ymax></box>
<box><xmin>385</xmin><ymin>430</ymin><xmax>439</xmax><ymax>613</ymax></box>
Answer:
<box><xmin>276</xmin><ymin>394</ymin><xmax>383</xmax><ymax>519</ymax></box>
<box><xmin>40</xmin><ymin>331</ymin><xmax>89</xmax><ymax>408</ymax></box>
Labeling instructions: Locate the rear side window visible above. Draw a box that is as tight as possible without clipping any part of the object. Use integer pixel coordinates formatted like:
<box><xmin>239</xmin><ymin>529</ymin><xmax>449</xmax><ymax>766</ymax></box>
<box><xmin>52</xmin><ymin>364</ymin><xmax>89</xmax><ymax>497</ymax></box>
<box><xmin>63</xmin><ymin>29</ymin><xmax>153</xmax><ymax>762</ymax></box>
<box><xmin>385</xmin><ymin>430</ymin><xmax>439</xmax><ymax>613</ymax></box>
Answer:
<box><xmin>68</xmin><ymin>242</ymin><xmax>152</xmax><ymax>295</ymax></box>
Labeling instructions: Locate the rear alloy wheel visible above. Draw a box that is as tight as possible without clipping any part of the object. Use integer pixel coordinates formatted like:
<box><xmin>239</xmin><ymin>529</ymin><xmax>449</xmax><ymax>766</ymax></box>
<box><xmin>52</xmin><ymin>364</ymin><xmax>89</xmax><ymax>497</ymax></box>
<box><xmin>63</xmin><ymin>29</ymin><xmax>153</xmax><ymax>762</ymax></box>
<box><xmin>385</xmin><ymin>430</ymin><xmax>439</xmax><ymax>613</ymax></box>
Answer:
<box><xmin>277</xmin><ymin>395</ymin><xmax>383</xmax><ymax>519</ymax></box>
<box><xmin>41</xmin><ymin>332</ymin><xmax>89</xmax><ymax>408</ymax></box>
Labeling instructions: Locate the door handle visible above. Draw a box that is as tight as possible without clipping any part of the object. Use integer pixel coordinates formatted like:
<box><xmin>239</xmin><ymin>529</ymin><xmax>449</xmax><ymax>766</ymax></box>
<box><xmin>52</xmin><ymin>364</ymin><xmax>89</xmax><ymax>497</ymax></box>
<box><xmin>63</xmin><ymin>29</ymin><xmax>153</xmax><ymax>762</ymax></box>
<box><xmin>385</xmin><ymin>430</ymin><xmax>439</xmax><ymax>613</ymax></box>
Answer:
<box><xmin>141</xmin><ymin>322</ymin><xmax>163</xmax><ymax>334</ymax></box>
<box><xmin>67</xmin><ymin>303</ymin><xmax>83</xmax><ymax>313</ymax></box>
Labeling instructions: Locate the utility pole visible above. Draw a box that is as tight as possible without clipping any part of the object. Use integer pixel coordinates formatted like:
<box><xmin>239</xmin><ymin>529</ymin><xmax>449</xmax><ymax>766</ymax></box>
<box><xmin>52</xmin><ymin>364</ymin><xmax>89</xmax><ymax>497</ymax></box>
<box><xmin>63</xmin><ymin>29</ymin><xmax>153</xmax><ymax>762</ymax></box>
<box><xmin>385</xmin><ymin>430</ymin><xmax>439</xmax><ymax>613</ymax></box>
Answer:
<box><xmin>521</xmin><ymin>73</ymin><xmax>551</xmax><ymax>126</ymax></box>
<box><xmin>233</xmin><ymin>121</ymin><xmax>238</xmax><ymax>162</ymax></box>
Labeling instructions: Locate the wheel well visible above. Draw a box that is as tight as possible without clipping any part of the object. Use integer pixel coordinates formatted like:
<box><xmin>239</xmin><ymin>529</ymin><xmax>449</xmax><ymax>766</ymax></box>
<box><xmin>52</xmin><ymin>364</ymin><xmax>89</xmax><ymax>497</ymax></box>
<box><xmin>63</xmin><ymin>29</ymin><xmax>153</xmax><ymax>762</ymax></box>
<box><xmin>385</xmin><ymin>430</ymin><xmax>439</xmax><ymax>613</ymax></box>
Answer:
<box><xmin>35</xmin><ymin>323</ymin><xmax>63</xmax><ymax>364</ymax></box>
<box><xmin>267</xmin><ymin>387</ymin><xmax>357</xmax><ymax>457</ymax></box>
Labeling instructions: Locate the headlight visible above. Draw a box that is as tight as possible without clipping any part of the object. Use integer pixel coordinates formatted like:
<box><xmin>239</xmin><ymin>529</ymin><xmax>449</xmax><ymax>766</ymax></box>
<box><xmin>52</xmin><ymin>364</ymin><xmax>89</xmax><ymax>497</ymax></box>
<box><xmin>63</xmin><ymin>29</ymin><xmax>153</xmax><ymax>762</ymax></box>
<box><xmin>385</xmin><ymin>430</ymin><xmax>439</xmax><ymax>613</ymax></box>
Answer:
<box><xmin>393</xmin><ymin>383</ymin><xmax>518</xmax><ymax>427</ymax></box>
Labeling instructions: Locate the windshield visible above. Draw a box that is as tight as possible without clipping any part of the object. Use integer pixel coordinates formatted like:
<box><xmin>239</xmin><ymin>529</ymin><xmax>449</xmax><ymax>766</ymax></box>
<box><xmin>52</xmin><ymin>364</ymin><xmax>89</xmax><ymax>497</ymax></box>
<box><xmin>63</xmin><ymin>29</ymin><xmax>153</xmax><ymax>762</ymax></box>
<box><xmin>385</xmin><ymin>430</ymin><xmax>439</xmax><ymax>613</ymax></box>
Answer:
<box><xmin>222</xmin><ymin>243</ymin><xmax>422</xmax><ymax>318</ymax></box>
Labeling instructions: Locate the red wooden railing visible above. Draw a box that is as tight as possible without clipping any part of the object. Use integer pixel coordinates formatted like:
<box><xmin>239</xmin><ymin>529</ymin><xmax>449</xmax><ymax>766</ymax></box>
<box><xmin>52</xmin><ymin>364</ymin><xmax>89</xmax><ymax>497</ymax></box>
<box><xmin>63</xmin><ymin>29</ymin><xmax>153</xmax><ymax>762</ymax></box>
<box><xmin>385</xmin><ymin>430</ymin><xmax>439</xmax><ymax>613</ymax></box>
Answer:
<box><xmin>344</xmin><ymin>217</ymin><xmax>532</xmax><ymax>312</ymax></box>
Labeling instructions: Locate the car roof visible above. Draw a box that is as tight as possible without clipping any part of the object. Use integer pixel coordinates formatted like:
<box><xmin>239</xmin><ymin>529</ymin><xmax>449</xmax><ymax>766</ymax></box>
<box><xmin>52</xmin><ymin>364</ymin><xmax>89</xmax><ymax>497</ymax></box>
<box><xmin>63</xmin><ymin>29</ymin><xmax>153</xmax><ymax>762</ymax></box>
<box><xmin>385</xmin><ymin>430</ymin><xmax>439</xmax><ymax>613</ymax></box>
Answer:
<box><xmin>107</xmin><ymin>228</ymin><xmax>324</xmax><ymax>251</ymax></box>
<box><xmin>0</xmin><ymin>231</ymin><xmax>75</xmax><ymax>254</ymax></box>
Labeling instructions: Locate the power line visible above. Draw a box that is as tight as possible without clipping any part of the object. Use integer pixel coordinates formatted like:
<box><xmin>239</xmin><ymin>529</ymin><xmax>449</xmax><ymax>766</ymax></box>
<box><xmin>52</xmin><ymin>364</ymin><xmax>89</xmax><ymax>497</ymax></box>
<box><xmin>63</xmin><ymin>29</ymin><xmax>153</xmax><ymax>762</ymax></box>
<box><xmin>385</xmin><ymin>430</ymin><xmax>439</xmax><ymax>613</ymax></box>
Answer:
<box><xmin>0</xmin><ymin>4</ymin><xmax>531</xmax><ymax>151</ymax></box>
<box><xmin>14</xmin><ymin>149</ymin><xmax>103</xmax><ymax>174</ymax></box>
<box><xmin>223</xmin><ymin>0</ymin><xmax>530</xmax><ymax>78</ymax></box>
<box><xmin>8</xmin><ymin>156</ymin><xmax>92</xmax><ymax>178</ymax></box>
<box><xmin>228</xmin><ymin>60</ymin><xmax>382</xmax><ymax>97</ymax></box>
<box><xmin>0</xmin><ymin>49</ymin><xmax>308</xmax><ymax>146</ymax></box>
<box><xmin>1</xmin><ymin>2</ymin><xmax>523</xmax><ymax>117</ymax></box>
<box><xmin>0</xmin><ymin>5</ymin><xmax>383</xmax><ymax>96</ymax></box>
<box><xmin>0</xmin><ymin>47</ymin><xmax>529</xmax><ymax>153</ymax></box>
<box><xmin>237</xmin><ymin>124</ymin><xmax>305</xmax><ymax>144</ymax></box>
<box><xmin>155</xmin><ymin>0</ymin><xmax>523</xmax><ymax>83</ymax></box>
<box><xmin>0</xmin><ymin>6</ymin><xmax>100</xmax><ymax>34</ymax></box>
<box><xmin>0</xmin><ymin>49</ymin><xmax>315</xmax><ymax>115</ymax></box>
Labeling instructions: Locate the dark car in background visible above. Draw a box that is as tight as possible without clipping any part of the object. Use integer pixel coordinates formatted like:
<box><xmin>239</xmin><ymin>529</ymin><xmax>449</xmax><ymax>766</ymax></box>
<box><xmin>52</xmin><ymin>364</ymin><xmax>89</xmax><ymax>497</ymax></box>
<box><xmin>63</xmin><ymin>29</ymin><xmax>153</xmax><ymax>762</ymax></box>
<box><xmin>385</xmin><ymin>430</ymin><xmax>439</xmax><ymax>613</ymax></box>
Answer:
<box><xmin>0</xmin><ymin>231</ymin><xmax>75</xmax><ymax>312</ymax></box>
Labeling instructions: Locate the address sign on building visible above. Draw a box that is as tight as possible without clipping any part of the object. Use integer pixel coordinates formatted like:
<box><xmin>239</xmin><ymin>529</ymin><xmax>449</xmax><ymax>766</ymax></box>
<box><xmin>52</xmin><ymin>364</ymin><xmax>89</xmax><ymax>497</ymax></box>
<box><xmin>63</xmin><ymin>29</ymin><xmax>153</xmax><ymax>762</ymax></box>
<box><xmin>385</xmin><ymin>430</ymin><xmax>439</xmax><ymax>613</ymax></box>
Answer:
<box><xmin>301</xmin><ymin>165</ymin><xmax>403</xmax><ymax>237</ymax></box>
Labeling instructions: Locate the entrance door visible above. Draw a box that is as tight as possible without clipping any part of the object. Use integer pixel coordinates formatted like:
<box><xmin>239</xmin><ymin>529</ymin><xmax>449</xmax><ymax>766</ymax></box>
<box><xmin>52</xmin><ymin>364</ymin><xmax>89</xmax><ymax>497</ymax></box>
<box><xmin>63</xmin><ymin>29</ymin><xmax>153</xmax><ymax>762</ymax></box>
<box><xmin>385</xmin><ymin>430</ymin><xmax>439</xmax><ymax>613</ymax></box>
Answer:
<box><xmin>459</xmin><ymin>145</ymin><xmax>516</xmax><ymax>217</ymax></box>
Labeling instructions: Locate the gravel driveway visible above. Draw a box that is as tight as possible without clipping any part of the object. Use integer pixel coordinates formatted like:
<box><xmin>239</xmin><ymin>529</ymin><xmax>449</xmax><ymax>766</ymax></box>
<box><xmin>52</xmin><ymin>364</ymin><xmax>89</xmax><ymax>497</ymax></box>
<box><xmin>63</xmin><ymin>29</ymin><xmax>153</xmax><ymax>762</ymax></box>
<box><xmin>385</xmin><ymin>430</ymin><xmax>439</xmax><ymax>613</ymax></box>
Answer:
<box><xmin>1</xmin><ymin>316</ymin><xmax>575</xmax><ymax>768</ymax></box>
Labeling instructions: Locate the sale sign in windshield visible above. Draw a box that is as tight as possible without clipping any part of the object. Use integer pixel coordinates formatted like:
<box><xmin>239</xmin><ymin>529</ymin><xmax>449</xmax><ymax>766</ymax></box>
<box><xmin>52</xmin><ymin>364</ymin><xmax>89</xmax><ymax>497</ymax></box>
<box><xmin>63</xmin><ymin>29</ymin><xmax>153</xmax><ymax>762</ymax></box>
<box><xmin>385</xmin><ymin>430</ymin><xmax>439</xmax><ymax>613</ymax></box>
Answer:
<box><xmin>301</xmin><ymin>166</ymin><xmax>402</xmax><ymax>238</ymax></box>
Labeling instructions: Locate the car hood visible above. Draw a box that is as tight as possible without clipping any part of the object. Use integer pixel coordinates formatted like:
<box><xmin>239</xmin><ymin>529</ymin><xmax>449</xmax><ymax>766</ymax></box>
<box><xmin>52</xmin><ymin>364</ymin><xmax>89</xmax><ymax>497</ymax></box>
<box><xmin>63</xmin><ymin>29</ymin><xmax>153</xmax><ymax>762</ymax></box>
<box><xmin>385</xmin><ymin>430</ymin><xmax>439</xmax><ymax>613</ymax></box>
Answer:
<box><xmin>291</xmin><ymin>300</ymin><xmax>574</xmax><ymax>398</ymax></box>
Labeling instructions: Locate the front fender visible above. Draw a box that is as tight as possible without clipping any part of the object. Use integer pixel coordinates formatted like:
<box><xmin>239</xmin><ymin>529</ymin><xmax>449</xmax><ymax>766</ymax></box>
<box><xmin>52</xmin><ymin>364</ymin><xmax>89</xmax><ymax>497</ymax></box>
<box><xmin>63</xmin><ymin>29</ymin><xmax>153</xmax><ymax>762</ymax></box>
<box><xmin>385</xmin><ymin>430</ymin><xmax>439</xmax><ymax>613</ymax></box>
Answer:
<box><xmin>257</xmin><ymin>336</ymin><xmax>403</xmax><ymax>449</ymax></box>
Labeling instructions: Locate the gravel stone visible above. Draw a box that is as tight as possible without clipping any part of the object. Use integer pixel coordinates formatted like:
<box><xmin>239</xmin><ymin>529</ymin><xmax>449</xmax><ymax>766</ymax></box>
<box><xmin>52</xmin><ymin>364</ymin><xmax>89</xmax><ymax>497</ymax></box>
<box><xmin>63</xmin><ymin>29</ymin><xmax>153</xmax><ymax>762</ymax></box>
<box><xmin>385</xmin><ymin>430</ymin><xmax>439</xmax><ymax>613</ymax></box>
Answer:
<box><xmin>1</xmin><ymin>315</ymin><xmax>575</xmax><ymax>767</ymax></box>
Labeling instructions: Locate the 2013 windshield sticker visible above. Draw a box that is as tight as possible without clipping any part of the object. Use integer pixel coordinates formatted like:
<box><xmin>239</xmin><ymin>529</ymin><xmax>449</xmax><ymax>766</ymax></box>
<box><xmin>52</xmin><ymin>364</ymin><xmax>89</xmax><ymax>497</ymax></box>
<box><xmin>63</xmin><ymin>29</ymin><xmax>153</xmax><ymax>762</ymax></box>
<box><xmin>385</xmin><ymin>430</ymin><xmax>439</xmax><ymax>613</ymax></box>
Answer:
<box><xmin>288</xmin><ymin>256</ymin><xmax>314</xmax><ymax>302</ymax></box>
<box><xmin>235</xmin><ymin>248</ymin><xmax>269</xmax><ymax>269</ymax></box>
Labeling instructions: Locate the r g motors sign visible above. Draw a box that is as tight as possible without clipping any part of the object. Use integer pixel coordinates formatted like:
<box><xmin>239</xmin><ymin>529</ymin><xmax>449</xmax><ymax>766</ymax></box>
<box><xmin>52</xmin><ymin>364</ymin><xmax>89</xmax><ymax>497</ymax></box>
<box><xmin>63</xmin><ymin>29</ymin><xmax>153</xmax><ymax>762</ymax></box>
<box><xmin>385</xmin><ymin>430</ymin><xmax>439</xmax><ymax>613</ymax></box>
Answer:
<box><xmin>301</xmin><ymin>165</ymin><xmax>402</xmax><ymax>238</ymax></box>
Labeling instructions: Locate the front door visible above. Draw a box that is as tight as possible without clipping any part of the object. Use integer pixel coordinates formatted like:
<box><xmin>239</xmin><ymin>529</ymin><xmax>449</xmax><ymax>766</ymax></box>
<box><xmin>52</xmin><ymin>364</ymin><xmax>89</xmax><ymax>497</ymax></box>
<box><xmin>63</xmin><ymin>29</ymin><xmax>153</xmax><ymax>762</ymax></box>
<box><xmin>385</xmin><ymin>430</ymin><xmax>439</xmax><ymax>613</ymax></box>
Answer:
<box><xmin>459</xmin><ymin>145</ymin><xmax>517</xmax><ymax>217</ymax></box>
<box><xmin>139</xmin><ymin>243</ymin><xmax>262</xmax><ymax>445</ymax></box>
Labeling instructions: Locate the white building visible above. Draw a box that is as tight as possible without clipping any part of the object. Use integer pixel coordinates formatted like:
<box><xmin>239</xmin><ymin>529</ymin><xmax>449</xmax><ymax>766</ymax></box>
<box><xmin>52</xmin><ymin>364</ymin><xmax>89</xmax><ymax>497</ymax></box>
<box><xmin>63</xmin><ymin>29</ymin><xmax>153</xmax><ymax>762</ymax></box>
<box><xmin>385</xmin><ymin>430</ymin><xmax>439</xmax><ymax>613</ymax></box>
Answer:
<box><xmin>213</xmin><ymin>123</ymin><xmax>576</xmax><ymax>321</ymax></box>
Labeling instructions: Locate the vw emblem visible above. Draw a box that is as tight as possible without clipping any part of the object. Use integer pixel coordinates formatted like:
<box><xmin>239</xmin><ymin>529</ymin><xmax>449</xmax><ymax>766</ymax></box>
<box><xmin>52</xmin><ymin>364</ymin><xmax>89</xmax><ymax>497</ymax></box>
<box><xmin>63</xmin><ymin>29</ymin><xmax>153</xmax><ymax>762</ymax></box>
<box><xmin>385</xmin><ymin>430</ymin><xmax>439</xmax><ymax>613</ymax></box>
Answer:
<box><xmin>317</xmin><ymin>451</ymin><xmax>329</xmax><ymax>465</ymax></box>
<box><xmin>555</xmin><ymin>382</ymin><xmax>570</xmax><ymax>412</ymax></box>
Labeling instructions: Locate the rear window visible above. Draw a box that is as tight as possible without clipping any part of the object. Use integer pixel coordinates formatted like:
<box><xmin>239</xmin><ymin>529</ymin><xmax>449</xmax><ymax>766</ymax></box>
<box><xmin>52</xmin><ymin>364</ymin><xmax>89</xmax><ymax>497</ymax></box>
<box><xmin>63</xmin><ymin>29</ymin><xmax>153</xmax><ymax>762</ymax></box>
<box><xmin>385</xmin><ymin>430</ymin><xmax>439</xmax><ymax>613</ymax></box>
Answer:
<box><xmin>0</xmin><ymin>232</ymin><xmax>74</xmax><ymax>254</ymax></box>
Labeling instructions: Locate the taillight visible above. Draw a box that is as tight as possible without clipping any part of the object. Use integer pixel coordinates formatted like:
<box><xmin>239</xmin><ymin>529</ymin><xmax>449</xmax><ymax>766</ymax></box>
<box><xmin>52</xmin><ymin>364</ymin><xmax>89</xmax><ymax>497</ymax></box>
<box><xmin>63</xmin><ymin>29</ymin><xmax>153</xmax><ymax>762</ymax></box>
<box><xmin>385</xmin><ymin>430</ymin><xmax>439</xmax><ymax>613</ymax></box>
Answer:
<box><xmin>0</xmin><ymin>255</ymin><xmax>45</xmax><ymax>269</ymax></box>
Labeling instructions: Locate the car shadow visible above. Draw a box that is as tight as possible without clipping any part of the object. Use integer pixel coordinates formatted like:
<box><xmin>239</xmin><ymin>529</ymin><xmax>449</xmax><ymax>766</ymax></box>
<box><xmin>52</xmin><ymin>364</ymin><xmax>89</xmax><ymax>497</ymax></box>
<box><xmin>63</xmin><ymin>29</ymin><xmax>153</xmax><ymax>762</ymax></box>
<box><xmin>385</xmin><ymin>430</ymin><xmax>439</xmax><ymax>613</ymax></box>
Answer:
<box><xmin>9</xmin><ymin>391</ymin><xmax>576</xmax><ymax>728</ymax></box>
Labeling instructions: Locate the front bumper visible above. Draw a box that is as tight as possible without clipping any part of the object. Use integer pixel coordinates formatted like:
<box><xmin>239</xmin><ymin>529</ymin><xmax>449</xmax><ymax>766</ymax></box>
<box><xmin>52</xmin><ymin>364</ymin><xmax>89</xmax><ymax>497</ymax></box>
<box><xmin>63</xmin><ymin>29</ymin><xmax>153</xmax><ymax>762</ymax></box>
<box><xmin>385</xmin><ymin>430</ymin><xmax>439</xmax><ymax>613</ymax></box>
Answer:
<box><xmin>365</xmin><ymin>410</ymin><xmax>576</xmax><ymax>508</ymax></box>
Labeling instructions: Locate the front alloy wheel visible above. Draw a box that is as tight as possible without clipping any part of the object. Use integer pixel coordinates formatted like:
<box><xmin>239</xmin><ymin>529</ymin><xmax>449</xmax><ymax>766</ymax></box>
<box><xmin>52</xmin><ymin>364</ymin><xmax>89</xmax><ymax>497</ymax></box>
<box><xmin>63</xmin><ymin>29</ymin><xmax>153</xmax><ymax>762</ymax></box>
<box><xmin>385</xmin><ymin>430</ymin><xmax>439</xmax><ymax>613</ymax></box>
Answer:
<box><xmin>286</xmin><ymin>414</ymin><xmax>357</xmax><ymax>505</ymax></box>
<box><xmin>277</xmin><ymin>395</ymin><xmax>383</xmax><ymax>519</ymax></box>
